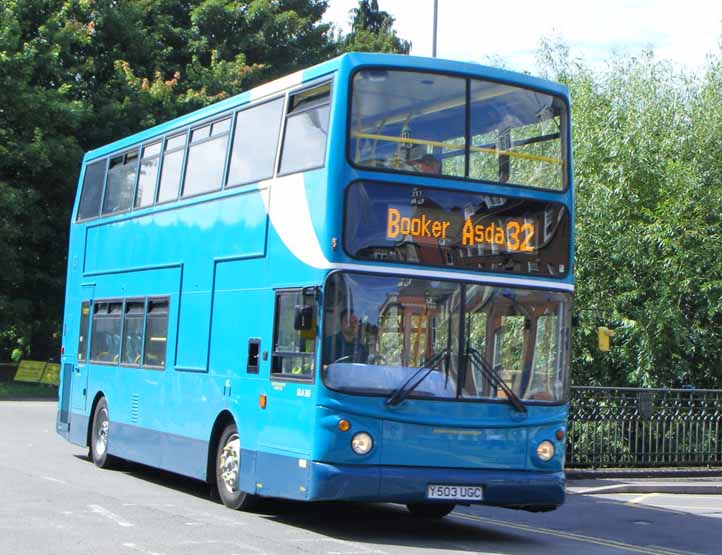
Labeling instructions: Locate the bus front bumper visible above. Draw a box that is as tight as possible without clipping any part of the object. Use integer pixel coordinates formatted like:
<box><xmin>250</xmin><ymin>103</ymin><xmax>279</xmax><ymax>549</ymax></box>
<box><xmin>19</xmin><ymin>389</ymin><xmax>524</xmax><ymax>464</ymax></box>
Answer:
<box><xmin>306</xmin><ymin>462</ymin><xmax>565</xmax><ymax>509</ymax></box>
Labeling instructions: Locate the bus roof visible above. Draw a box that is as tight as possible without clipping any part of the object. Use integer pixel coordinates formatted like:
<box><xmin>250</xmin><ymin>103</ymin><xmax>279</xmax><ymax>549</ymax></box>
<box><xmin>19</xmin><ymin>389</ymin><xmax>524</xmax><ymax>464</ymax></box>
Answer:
<box><xmin>85</xmin><ymin>52</ymin><xmax>569</xmax><ymax>163</ymax></box>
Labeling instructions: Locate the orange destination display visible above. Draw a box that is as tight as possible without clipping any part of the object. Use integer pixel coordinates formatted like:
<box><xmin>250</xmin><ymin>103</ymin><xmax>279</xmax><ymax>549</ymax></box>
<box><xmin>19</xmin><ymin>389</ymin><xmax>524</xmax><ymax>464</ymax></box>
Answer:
<box><xmin>345</xmin><ymin>181</ymin><xmax>570</xmax><ymax>278</ymax></box>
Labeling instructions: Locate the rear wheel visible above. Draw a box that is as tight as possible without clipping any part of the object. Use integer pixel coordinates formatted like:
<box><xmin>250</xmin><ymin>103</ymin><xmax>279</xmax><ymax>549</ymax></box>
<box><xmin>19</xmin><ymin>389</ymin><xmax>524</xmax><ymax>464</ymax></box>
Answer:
<box><xmin>215</xmin><ymin>423</ymin><xmax>258</xmax><ymax>511</ymax></box>
<box><xmin>90</xmin><ymin>398</ymin><xmax>117</xmax><ymax>469</ymax></box>
<box><xmin>406</xmin><ymin>503</ymin><xmax>455</xmax><ymax>518</ymax></box>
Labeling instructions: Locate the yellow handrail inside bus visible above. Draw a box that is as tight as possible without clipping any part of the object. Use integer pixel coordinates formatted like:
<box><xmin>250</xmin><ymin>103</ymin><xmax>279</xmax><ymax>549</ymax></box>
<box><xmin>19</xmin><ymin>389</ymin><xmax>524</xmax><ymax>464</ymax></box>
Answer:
<box><xmin>351</xmin><ymin>131</ymin><xmax>563</xmax><ymax>165</ymax></box>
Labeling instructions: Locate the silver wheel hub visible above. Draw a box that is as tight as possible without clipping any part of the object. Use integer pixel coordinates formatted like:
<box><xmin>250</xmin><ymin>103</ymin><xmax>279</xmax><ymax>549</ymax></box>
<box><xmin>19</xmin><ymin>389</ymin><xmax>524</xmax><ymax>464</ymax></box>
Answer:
<box><xmin>95</xmin><ymin>408</ymin><xmax>109</xmax><ymax>457</ymax></box>
<box><xmin>220</xmin><ymin>434</ymin><xmax>240</xmax><ymax>493</ymax></box>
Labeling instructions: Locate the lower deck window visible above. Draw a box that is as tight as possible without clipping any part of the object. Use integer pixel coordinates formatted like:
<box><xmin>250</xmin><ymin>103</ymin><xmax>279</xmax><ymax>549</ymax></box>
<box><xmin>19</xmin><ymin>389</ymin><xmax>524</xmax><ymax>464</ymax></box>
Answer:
<box><xmin>87</xmin><ymin>296</ymin><xmax>169</xmax><ymax>369</ymax></box>
<box><xmin>144</xmin><ymin>299</ymin><xmax>169</xmax><ymax>368</ymax></box>
<box><xmin>90</xmin><ymin>301</ymin><xmax>123</xmax><ymax>363</ymax></box>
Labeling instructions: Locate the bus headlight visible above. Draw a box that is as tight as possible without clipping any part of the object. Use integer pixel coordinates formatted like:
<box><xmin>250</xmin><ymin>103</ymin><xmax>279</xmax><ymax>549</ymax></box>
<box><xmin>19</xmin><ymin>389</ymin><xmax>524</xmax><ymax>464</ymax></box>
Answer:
<box><xmin>351</xmin><ymin>432</ymin><xmax>373</xmax><ymax>455</ymax></box>
<box><xmin>536</xmin><ymin>440</ymin><xmax>555</xmax><ymax>462</ymax></box>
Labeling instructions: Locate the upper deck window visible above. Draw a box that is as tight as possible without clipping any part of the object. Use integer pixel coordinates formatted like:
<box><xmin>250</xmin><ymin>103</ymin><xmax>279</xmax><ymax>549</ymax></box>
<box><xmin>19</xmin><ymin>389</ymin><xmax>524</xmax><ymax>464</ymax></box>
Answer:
<box><xmin>182</xmin><ymin>117</ymin><xmax>231</xmax><ymax>198</ymax></box>
<box><xmin>279</xmin><ymin>82</ymin><xmax>331</xmax><ymax>175</ymax></box>
<box><xmin>102</xmin><ymin>149</ymin><xmax>139</xmax><ymax>215</ymax></box>
<box><xmin>157</xmin><ymin>133</ymin><xmax>187</xmax><ymax>204</ymax></box>
<box><xmin>349</xmin><ymin>70</ymin><xmax>567</xmax><ymax>191</ymax></box>
<box><xmin>227</xmin><ymin>97</ymin><xmax>284</xmax><ymax>187</ymax></box>
<box><xmin>77</xmin><ymin>160</ymin><xmax>106</xmax><ymax>221</ymax></box>
<box><xmin>135</xmin><ymin>142</ymin><xmax>162</xmax><ymax>209</ymax></box>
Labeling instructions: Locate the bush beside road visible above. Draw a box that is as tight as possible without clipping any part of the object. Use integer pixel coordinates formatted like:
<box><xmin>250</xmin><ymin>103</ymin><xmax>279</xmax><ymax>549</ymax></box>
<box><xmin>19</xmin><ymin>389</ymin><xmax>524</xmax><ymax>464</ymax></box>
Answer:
<box><xmin>0</xmin><ymin>381</ymin><xmax>58</xmax><ymax>400</ymax></box>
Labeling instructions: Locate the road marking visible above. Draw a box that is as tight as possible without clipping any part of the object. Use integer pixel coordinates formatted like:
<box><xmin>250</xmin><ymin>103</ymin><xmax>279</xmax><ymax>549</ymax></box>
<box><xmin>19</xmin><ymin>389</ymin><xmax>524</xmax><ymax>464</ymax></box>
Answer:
<box><xmin>122</xmin><ymin>543</ymin><xmax>166</xmax><ymax>555</ymax></box>
<box><xmin>288</xmin><ymin>538</ymin><xmax>389</xmax><ymax>554</ymax></box>
<box><xmin>626</xmin><ymin>493</ymin><xmax>660</xmax><ymax>505</ymax></box>
<box><xmin>88</xmin><ymin>504</ymin><xmax>134</xmax><ymax>527</ymax></box>
<box><xmin>42</xmin><ymin>476</ymin><xmax>67</xmax><ymax>484</ymax></box>
<box><xmin>451</xmin><ymin>511</ymin><xmax>685</xmax><ymax>555</ymax></box>
<box><xmin>180</xmin><ymin>540</ymin><xmax>265</xmax><ymax>553</ymax></box>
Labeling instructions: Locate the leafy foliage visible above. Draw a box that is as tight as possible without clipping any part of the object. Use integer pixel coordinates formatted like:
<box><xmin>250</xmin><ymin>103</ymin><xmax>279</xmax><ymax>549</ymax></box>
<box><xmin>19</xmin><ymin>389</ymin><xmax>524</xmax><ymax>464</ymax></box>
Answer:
<box><xmin>341</xmin><ymin>0</ymin><xmax>410</xmax><ymax>54</ymax></box>
<box><xmin>537</xmin><ymin>39</ymin><xmax>722</xmax><ymax>387</ymax></box>
<box><xmin>1</xmin><ymin>1</ymin><xmax>719</xmax><ymax>390</ymax></box>
<box><xmin>0</xmin><ymin>0</ymin><xmax>337</xmax><ymax>360</ymax></box>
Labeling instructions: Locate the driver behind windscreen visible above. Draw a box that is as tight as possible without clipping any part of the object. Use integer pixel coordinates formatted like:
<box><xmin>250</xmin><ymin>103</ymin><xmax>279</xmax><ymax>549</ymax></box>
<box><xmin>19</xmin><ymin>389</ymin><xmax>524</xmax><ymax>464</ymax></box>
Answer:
<box><xmin>323</xmin><ymin>308</ymin><xmax>369</xmax><ymax>364</ymax></box>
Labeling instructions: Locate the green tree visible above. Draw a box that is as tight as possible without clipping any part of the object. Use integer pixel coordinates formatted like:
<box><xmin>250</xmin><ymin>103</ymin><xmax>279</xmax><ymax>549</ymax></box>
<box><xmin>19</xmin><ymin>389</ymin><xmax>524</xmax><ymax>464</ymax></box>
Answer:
<box><xmin>341</xmin><ymin>0</ymin><xmax>410</xmax><ymax>54</ymax></box>
<box><xmin>0</xmin><ymin>0</ymin><xmax>336</xmax><ymax>360</ymax></box>
<box><xmin>537</xmin><ymin>39</ymin><xmax>722</xmax><ymax>388</ymax></box>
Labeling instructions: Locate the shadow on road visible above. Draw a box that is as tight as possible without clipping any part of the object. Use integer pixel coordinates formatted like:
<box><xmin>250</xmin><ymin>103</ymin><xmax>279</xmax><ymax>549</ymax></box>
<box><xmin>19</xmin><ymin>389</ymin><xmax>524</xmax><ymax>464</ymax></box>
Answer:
<box><xmin>73</xmin><ymin>451</ymin><xmax>722</xmax><ymax>554</ymax></box>
<box><xmin>256</xmin><ymin>500</ymin><xmax>535</xmax><ymax>552</ymax></box>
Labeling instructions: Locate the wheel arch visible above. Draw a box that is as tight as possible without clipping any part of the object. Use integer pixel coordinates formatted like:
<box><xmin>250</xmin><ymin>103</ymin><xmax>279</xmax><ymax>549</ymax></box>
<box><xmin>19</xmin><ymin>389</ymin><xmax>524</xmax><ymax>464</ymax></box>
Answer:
<box><xmin>206</xmin><ymin>410</ymin><xmax>236</xmax><ymax>484</ymax></box>
<box><xmin>85</xmin><ymin>391</ymin><xmax>107</xmax><ymax>448</ymax></box>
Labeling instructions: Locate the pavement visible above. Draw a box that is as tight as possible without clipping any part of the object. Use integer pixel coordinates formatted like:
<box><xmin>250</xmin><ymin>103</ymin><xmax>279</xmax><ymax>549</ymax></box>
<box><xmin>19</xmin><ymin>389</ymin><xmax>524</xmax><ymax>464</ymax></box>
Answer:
<box><xmin>568</xmin><ymin>476</ymin><xmax>722</xmax><ymax>495</ymax></box>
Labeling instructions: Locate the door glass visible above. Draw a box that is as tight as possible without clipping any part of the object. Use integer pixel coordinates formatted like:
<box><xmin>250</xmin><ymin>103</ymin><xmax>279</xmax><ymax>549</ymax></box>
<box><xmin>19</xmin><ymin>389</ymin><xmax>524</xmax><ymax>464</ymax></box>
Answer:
<box><xmin>77</xmin><ymin>301</ymin><xmax>90</xmax><ymax>363</ymax></box>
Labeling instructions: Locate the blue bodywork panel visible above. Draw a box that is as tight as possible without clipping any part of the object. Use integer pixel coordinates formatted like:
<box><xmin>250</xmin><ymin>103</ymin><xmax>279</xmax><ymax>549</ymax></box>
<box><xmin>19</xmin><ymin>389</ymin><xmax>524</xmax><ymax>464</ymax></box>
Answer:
<box><xmin>58</xmin><ymin>53</ymin><xmax>573</xmax><ymax>511</ymax></box>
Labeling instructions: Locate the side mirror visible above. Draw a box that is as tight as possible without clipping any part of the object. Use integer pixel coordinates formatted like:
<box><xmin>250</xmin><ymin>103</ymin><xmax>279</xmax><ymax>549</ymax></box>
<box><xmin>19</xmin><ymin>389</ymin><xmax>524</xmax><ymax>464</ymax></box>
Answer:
<box><xmin>294</xmin><ymin>305</ymin><xmax>314</xmax><ymax>331</ymax></box>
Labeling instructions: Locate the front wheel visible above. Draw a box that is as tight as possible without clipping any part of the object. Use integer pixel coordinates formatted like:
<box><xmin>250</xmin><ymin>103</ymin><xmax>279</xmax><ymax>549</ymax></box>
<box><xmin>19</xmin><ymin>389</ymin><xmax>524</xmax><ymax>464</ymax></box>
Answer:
<box><xmin>215</xmin><ymin>423</ymin><xmax>258</xmax><ymax>511</ymax></box>
<box><xmin>90</xmin><ymin>398</ymin><xmax>117</xmax><ymax>469</ymax></box>
<box><xmin>406</xmin><ymin>503</ymin><xmax>455</xmax><ymax>518</ymax></box>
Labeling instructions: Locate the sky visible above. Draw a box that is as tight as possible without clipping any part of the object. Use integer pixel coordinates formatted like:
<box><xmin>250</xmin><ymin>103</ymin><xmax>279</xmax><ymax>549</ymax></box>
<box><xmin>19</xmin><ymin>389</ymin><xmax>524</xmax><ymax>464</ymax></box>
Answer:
<box><xmin>323</xmin><ymin>0</ymin><xmax>722</xmax><ymax>74</ymax></box>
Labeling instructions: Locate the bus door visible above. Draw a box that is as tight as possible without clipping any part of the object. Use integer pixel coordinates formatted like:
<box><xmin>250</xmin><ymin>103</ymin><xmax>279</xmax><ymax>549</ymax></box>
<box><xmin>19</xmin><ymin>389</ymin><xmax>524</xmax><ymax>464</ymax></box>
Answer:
<box><xmin>71</xmin><ymin>300</ymin><xmax>91</xmax><ymax>412</ymax></box>
<box><xmin>261</xmin><ymin>289</ymin><xmax>318</xmax><ymax>461</ymax></box>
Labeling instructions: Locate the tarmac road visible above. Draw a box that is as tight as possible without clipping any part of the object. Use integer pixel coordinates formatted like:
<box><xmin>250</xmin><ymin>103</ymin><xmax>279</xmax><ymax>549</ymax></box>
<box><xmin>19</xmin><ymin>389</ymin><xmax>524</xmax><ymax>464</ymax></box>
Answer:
<box><xmin>1</xmin><ymin>401</ymin><xmax>721</xmax><ymax>555</ymax></box>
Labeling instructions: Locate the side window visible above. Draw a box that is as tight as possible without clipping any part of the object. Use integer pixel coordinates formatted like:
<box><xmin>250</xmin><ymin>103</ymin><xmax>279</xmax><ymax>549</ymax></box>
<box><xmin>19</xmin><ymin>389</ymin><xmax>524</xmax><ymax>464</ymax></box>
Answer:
<box><xmin>77</xmin><ymin>160</ymin><xmax>106</xmax><ymax>221</ymax></box>
<box><xmin>77</xmin><ymin>301</ymin><xmax>90</xmax><ymax>363</ymax></box>
<box><xmin>156</xmin><ymin>133</ymin><xmax>187</xmax><ymax>204</ymax></box>
<box><xmin>102</xmin><ymin>149</ymin><xmax>139</xmax><ymax>215</ymax></box>
<box><xmin>271</xmin><ymin>291</ymin><xmax>316</xmax><ymax>379</ymax></box>
<box><xmin>279</xmin><ymin>82</ymin><xmax>331</xmax><ymax>175</ymax></box>
<box><xmin>247</xmin><ymin>338</ymin><xmax>261</xmax><ymax>374</ymax></box>
<box><xmin>227</xmin><ymin>98</ymin><xmax>284</xmax><ymax>187</ymax></box>
<box><xmin>143</xmin><ymin>298</ymin><xmax>169</xmax><ymax>368</ymax></box>
<box><xmin>134</xmin><ymin>142</ymin><xmax>162</xmax><ymax>208</ymax></box>
<box><xmin>90</xmin><ymin>301</ymin><xmax>123</xmax><ymax>364</ymax></box>
<box><xmin>183</xmin><ymin>117</ymin><xmax>231</xmax><ymax>197</ymax></box>
<box><xmin>121</xmin><ymin>300</ymin><xmax>145</xmax><ymax>366</ymax></box>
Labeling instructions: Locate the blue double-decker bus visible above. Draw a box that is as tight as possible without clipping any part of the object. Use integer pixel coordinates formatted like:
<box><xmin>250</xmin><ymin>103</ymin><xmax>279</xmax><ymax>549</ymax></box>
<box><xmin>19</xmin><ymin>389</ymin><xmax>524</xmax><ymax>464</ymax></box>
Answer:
<box><xmin>57</xmin><ymin>53</ymin><xmax>573</xmax><ymax>517</ymax></box>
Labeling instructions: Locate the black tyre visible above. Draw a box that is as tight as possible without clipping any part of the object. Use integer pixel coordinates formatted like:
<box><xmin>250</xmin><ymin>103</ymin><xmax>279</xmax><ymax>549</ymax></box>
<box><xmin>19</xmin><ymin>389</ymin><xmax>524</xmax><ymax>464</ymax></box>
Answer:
<box><xmin>406</xmin><ymin>502</ymin><xmax>455</xmax><ymax>518</ymax></box>
<box><xmin>90</xmin><ymin>398</ymin><xmax>117</xmax><ymax>469</ymax></box>
<box><xmin>215</xmin><ymin>423</ymin><xmax>258</xmax><ymax>510</ymax></box>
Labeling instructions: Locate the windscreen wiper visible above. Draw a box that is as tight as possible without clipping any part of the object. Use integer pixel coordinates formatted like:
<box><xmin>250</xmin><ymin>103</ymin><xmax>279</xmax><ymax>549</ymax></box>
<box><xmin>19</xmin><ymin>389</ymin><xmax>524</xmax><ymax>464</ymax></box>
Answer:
<box><xmin>466</xmin><ymin>347</ymin><xmax>527</xmax><ymax>414</ymax></box>
<box><xmin>386</xmin><ymin>349</ymin><xmax>450</xmax><ymax>407</ymax></box>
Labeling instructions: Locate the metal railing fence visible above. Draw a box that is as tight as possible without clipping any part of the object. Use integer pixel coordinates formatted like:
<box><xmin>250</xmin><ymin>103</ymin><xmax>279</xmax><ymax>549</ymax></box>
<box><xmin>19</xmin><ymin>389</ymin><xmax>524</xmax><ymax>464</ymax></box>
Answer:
<box><xmin>567</xmin><ymin>386</ymin><xmax>722</xmax><ymax>468</ymax></box>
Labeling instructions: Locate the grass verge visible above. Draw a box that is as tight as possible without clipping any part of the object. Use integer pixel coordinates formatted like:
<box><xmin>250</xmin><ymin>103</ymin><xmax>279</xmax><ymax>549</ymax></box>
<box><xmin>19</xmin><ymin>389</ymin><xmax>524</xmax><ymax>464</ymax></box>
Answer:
<box><xmin>0</xmin><ymin>381</ymin><xmax>58</xmax><ymax>400</ymax></box>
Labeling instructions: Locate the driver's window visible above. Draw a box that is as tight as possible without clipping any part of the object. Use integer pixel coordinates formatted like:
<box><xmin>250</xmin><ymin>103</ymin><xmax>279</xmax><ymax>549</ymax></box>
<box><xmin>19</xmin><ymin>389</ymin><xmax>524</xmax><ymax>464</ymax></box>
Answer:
<box><xmin>271</xmin><ymin>290</ymin><xmax>316</xmax><ymax>379</ymax></box>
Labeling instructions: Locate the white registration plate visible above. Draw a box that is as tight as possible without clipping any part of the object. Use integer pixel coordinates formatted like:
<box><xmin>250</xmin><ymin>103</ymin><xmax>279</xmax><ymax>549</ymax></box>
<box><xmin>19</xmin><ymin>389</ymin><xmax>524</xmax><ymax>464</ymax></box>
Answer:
<box><xmin>426</xmin><ymin>484</ymin><xmax>483</xmax><ymax>501</ymax></box>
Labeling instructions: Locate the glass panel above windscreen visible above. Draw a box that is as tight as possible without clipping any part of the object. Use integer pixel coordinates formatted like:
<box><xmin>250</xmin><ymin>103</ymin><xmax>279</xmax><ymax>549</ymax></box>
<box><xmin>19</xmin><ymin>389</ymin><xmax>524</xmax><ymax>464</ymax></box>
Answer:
<box><xmin>349</xmin><ymin>69</ymin><xmax>568</xmax><ymax>191</ymax></box>
<box><xmin>345</xmin><ymin>181</ymin><xmax>570</xmax><ymax>278</ymax></box>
